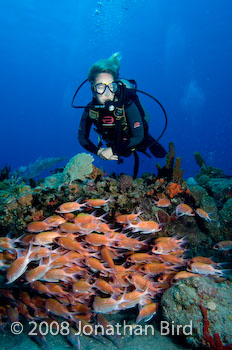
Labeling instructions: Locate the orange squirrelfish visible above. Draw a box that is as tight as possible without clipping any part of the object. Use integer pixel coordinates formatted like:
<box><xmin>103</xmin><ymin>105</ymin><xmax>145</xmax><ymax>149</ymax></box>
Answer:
<box><xmin>71</xmin><ymin>302</ymin><xmax>91</xmax><ymax>314</ymax></box>
<box><xmin>43</xmin><ymin>215</ymin><xmax>66</xmax><ymax>227</ymax></box>
<box><xmin>74</xmin><ymin>213</ymin><xmax>99</xmax><ymax>225</ymax></box>
<box><xmin>64</xmin><ymin>251</ymin><xmax>89</xmax><ymax>260</ymax></box>
<box><xmin>154</xmin><ymin>198</ymin><xmax>171</xmax><ymax>208</ymax></box>
<box><xmin>25</xmin><ymin>254</ymin><xmax>54</xmax><ymax>283</ymax></box>
<box><xmin>6</xmin><ymin>244</ymin><xmax>37</xmax><ymax>284</ymax></box>
<box><xmin>84</xmin><ymin>197</ymin><xmax>112</xmax><ymax>208</ymax></box>
<box><xmin>171</xmin><ymin>271</ymin><xmax>199</xmax><ymax>284</ymax></box>
<box><xmin>152</xmin><ymin>236</ymin><xmax>186</xmax><ymax>254</ymax></box>
<box><xmin>27</xmin><ymin>221</ymin><xmax>50</xmax><ymax>233</ymax></box>
<box><xmin>45</xmin><ymin>298</ymin><xmax>75</xmax><ymax>322</ymax></box>
<box><xmin>115</xmin><ymin>212</ymin><xmax>141</xmax><ymax>224</ymax></box>
<box><xmin>46</xmin><ymin>283</ymin><xmax>69</xmax><ymax>297</ymax></box>
<box><xmin>96</xmin><ymin>222</ymin><xmax>115</xmax><ymax>234</ymax></box>
<box><xmin>157</xmin><ymin>271</ymin><xmax>177</xmax><ymax>283</ymax></box>
<box><xmin>113</xmin><ymin>234</ymin><xmax>147</xmax><ymax>250</ymax></box>
<box><xmin>136</xmin><ymin>302</ymin><xmax>159</xmax><ymax>324</ymax></box>
<box><xmin>126</xmin><ymin>253</ymin><xmax>158</xmax><ymax>263</ymax></box>
<box><xmin>33</xmin><ymin>231</ymin><xmax>63</xmax><ymax>245</ymax></box>
<box><xmin>43</xmin><ymin>268</ymin><xmax>79</xmax><ymax>283</ymax></box>
<box><xmin>84</xmin><ymin>233</ymin><xmax>111</xmax><ymax>247</ymax></box>
<box><xmin>187</xmin><ymin>262</ymin><xmax>225</xmax><ymax>276</ymax></box>
<box><xmin>94</xmin><ymin>279</ymin><xmax>120</xmax><ymax>295</ymax></box>
<box><xmin>80</xmin><ymin>222</ymin><xmax>100</xmax><ymax>234</ymax></box>
<box><xmin>93</xmin><ymin>295</ymin><xmax>121</xmax><ymax>313</ymax></box>
<box><xmin>16</xmin><ymin>301</ymin><xmax>34</xmax><ymax>320</ymax></box>
<box><xmin>213</xmin><ymin>240</ymin><xmax>232</xmax><ymax>251</ymax></box>
<box><xmin>120</xmin><ymin>284</ymin><xmax>153</xmax><ymax>310</ymax></box>
<box><xmin>110</xmin><ymin>265</ymin><xmax>132</xmax><ymax>288</ymax></box>
<box><xmin>59</xmin><ymin>222</ymin><xmax>82</xmax><ymax>233</ymax></box>
<box><xmin>62</xmin><ymin>213</ymin><xmax>76</xmax><ymax>221</ymax></box>
<box><xmin>29</xmin><ymin>247</ymin><xmax>51</xmax><ymax>261</ymax></box>
<box><xmin>126</xmin><ymin>273</ymin><xmax>150</xmax><ymax>291</ymax></box>
<box><xmin>85</xmin><ymin>257</ymin><xmax>109</xmax><ymax>275</ymax></box>
<box><xmin>101</xmin><ymin>246</ymin><xmax>115</xmax><ymax>269</ymax></box>
<box><xmin>73</xmin><ymin>279</ymin><xmax>93</xmax><ymax>293</ymax></box>
<box><xmin>54</xmin><ymin>237</ymin><xmax>84</xmax><ymax>252</ymax></box>
<box><xmin>0</xmin><ymin>236</ymin><xmax>22</xmax><ymax>250</ymax></box>
<box><xmin>47</xmin><ymin>253</ymin><xmax>74</xmax><ymax>268</ymax></box>
<box><xmin>55</xmin><ymin>200</ymin><xmax>86</xmax><ymax>214</ymax></box>
<box><xmin>187</xmin><ymin>256</ymin><xmax>215</xmax><ymax>265</ymax></box>
<box><xmin>126</xmin><ymin>220</ymin><xmax>162</xmax><ymax>234</ymax></box>
<box><xmin>139</xmin><ymin>262</ymin><xmax>174</xmax><ymax>275</ymax></box>
<box><xmin>195</xmin><ymin>208</ymin><xmax>214</xmax><ymax>222</ymax></box>
<box><xmin>74</xmin><ymin>213</ymin><xmax>106</xmax><ymax>224</ymax></box>
<box><xmin>31</xmin><ymin>281</ymin><xmax>51</xmax><ymax>295</ymax></box>
<box><xmin>175</xmin><ymin>203</ymin><xmax>195</xmax><ymax>217</ymax></box>
<box><xmin>158</xmin><ymin>254</ymin><xmax>186</xmax><ymax>266</ymax></box>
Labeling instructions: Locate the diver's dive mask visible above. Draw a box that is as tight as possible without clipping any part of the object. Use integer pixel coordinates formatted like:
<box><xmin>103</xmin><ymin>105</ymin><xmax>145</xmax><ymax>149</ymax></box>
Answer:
<box><xmin>94</xmin><ymin>81</ymin><xmax>119</xmax><ymax>95</ymax></box>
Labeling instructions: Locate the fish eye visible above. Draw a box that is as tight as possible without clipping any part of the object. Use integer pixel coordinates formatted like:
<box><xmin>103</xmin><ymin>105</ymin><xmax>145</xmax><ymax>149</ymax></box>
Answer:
<box><xmin>214</xmin><ymin>245</ymin><xmax>218</xmax><ymax>249</ymax></box>
<box><xmin>127</xmin><ymin>275</ymin><xmax>132</xmax><ymax>280</ymax></box>
<box><xmin>114</xmin><ymin>242</ymin><xmax>119</xmax><ymax>247</ymax></box>
<box><xmin>172</xmin><ymin>278</ymin><xmax>177</xmax><ymax>283</ymax></box>
<box><xmin>140</xmin><ymin>266</ymin><xmax>145</xmax><ymax>271</ymax></box>
<box><xmin>153</xmin><ymin>246</ymin><xmax>158</xmax><ymax>250</ymax></box>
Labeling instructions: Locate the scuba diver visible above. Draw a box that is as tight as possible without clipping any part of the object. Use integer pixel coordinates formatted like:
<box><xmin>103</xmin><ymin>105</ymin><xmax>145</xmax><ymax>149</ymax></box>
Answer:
<box><xmin>73</xmin><ymin>52</ymin><xmax>167</xmax><ymax>178</ymax></box>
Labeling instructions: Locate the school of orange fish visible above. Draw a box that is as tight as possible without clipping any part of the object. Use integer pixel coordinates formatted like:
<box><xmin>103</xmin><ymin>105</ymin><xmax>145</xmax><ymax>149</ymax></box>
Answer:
<box><xmin>0</xmin><ymin>195</ymin><xmax>231</xmax><ymax>333</ymax></box>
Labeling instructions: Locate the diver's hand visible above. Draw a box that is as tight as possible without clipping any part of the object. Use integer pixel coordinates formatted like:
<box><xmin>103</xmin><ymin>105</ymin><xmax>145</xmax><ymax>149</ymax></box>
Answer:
<box><xmin>97</xmin><ymin>147</ymin><xmax>118</xmax><ymax>161</ymax></box>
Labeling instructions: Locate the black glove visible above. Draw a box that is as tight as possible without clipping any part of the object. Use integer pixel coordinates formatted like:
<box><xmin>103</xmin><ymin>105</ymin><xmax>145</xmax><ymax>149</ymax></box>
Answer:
<box><xmin>113</xmin><ymin>140</ymin><xmax>131</xmax><ymax>157</ymax></box>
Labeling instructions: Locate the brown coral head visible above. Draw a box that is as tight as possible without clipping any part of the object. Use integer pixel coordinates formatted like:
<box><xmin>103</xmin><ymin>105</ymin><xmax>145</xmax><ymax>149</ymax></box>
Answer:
<box><xmin>118</xmin><ymin>174</ymin><xmax>133</xmax><ymax>192</ymax></box>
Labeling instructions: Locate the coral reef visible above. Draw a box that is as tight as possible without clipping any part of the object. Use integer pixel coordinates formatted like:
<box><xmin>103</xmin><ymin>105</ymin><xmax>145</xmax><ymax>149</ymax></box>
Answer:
<box><xmin>0</xmin><ymin>148</ymin><xmax>232</xmax><ymax>349</ymax></box>
<box><xmin>187</xmin><ymin>184</ymin><xmax>220</xmax><ymax>242</ymax></box>
<box><xmin>194</xmin><ymin>151</ymin><xmax>226</xmax><ymax>179</ymax></box>
<box><xmin>88</xmin><ymin>164</ymin><xmax>102</xmax><ymax>181</ymax></box>
<box><xmin>0</xmin><ymin>150</ymin><xmax>230</xmax><ymax>257</ymax></box>
<box><xmin>191</xmin><ymin>152</ymin><xmax>232</xmax><ymax>244</ymax></box>
<box><xmin>161</xmin><ymin>277</ymin><xmax>232</xmax><ymax>348</ymax></box>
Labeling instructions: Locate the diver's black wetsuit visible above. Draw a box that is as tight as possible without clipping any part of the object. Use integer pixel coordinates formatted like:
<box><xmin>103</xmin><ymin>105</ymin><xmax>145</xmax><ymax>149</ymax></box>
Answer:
<box><xmin>78</xmin><ymin>98</ymin><xmax>167</xmax><ymax>158</ymax></box>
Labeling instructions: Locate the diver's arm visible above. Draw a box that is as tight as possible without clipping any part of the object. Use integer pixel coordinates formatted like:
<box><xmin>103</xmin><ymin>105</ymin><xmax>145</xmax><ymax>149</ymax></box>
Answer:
<box><xmin>78</xmin><ymin>108</ymin><xmax>99</xmax><ymax>155</ymax></box>
<box><xmin>126</xmin><ymin>101</ymin><xmax>144</xmax><ymax>147</ymax></box>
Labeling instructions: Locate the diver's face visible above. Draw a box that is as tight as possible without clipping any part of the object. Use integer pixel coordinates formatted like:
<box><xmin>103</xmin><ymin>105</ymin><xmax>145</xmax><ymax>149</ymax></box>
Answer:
<box><xmin>93</xmin><ymin>73</ymin><xmax>115</xmax><ymax>104</ymax></box>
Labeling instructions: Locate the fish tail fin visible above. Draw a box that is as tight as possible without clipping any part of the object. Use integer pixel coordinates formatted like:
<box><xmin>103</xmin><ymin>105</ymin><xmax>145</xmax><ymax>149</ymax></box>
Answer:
<box><xmin>221</xmin><ymin>269</ymin><xmax>232</xmax><ymax>277</ymax></box>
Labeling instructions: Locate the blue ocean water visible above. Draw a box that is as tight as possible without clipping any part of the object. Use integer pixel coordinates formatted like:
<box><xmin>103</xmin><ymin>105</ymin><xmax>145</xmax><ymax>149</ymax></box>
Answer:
<box><xmin>1</xmin><ymin>0</ymin><xmax>232</xmax><ymax>179</ymax></box>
